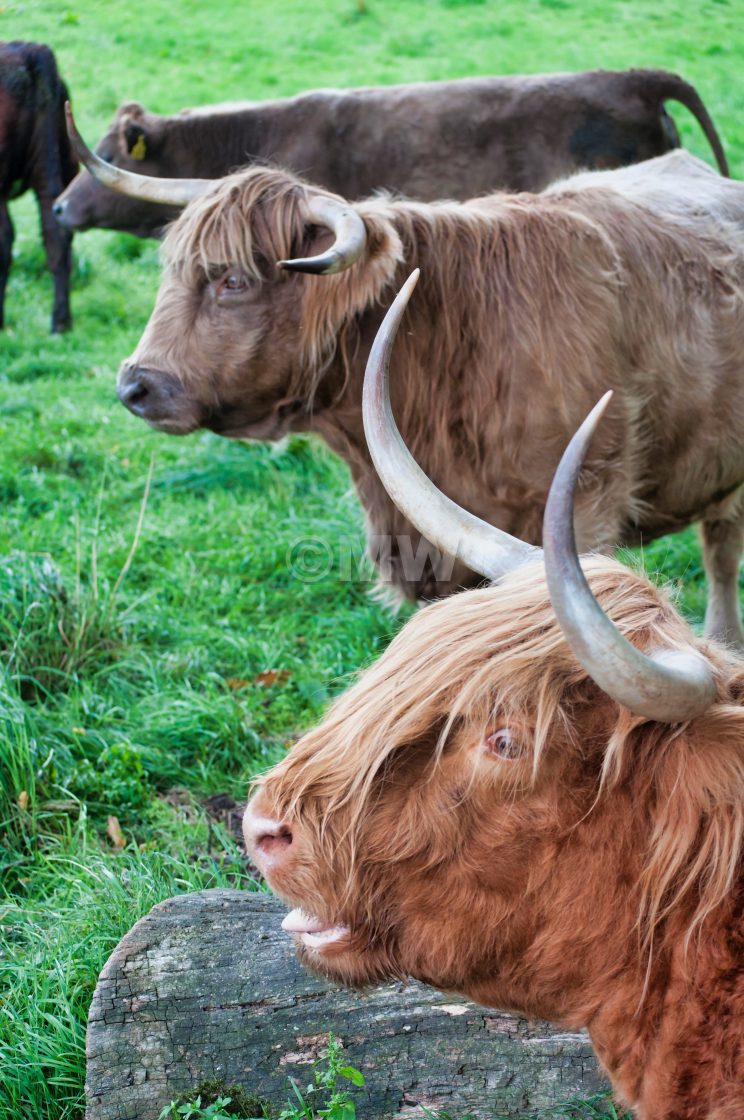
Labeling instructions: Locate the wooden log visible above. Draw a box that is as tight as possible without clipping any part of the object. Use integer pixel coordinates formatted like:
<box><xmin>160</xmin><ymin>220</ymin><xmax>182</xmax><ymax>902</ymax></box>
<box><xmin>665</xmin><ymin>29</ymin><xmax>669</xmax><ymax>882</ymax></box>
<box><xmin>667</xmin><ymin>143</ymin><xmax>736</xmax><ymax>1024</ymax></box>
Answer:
<box><xmin>86</xmin><ymin>889</ymin><xmax>609</xmax><ymax>1120</ymax></box>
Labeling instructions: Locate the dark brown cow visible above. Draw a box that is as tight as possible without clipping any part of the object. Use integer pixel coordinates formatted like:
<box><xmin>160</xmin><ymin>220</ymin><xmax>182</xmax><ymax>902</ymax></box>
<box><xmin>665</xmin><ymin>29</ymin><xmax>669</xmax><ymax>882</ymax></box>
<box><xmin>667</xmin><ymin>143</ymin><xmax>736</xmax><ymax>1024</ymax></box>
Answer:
<box><xmin>53</xmin><ymin>69</ymin><xmax>727</xmax><ymax>237</ymax></box>
<box><xmin>68</xmin><ymin>107</ymin><xmax>744</xmax><ymax>645</ymax></box>
<box><xmin>0</xmin><ymin>41</ymin><xmax>77</xmax><ymax>332</ymax></box>
<box><xmin>244</xmin><ymin>297</ymin><xmax>744</xmax><ymax>1117</ymax></box>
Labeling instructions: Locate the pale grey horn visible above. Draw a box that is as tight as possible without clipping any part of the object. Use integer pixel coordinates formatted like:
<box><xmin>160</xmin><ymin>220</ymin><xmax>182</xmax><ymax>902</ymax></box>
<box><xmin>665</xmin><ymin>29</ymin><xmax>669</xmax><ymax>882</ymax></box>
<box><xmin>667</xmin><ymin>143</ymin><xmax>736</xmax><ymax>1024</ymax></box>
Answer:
<box><xmin>65</xmin><ymin>103</ymin><xmax>210</xmax><ymax>206</ymax></box>
<box><xmin>543</xmin><ymin>392</ymin><xmax>716</xmax><ymax>722</ymax></box>
<box><xmin>362</xmin><ymin>270</ymin><xmax>540</xmax><ymax>582</ymax></box>
<box><xmin>278</xmin><ymin>195</ymin><xmax>367</xmax><ymax>275</ymax></box>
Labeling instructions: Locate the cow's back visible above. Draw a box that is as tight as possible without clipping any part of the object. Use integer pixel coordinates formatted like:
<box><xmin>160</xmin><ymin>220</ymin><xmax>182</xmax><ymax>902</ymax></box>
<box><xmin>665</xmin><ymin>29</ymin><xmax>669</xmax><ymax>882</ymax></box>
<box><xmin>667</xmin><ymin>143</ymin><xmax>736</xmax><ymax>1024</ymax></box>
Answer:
<box><xmin>547</xmin><ymin>150</ymin><xmax>744</xmax><ymax>230</ymax></box>
<box><xmin>254</xmin><ymin>70</ymin><xmax>682</xmax><ymax>200</ymax></box>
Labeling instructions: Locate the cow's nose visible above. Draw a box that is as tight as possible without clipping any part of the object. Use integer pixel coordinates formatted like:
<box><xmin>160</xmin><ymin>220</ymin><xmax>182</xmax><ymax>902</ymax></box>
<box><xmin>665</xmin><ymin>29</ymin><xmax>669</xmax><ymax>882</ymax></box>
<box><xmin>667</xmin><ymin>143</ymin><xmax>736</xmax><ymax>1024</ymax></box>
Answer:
<box><xmin>52</xmin><ymin>200</ymin><xmax>64</xmax><ymax>218</ymax></box>
<box><xmin>243</xmin><ymin>806</ymin><xmax>293</xmax><ymax>865</ymax></box>
<box><xmin>117</xmin><ymin>365</ymin><xmax>165</xmax><ymax>419</ymax></box>
<box><xmin>118</xmin><ymin>371</ymin><xmax>151</xmax><ymax>413</ymax></box>
<box><xmin>116</xmin><ymin>364</ymin><xmax>201</xmax><ymax>433</ymax></box>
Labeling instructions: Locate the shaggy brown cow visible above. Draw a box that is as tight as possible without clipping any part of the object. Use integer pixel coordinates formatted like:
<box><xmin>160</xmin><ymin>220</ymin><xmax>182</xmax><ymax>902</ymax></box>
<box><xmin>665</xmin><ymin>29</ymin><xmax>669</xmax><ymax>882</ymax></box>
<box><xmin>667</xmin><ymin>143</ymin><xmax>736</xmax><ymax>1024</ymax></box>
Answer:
<box><xmin>53</xmin><ymin>69</ymin><xmax>727</xmax><ymax>238</ymax></box>
<box><xmin>0</xmin><ymin>41</ymin><xmax>77</xmax><ymax>332</ymax></box>
<box><xmin>244</xmin><ymin>287</ymin><xmax>744</xmax><ymax>1119</ymax></box>
<box><xmin>69</xmin><ymin>107</ymin><xmax>744</xmax><ymax>645</ymax></box>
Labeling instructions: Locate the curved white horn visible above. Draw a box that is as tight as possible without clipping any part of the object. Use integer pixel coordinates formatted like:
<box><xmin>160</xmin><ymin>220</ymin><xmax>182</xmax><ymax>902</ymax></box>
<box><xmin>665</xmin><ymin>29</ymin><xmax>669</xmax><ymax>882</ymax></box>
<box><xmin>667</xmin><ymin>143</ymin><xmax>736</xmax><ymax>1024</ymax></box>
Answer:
<box><xmin>543</xmin><ymin>392</ymin><xmax>716</xmax><ymax>722</ymax></box>
<box><xmin>362</xmin><ymin>271</ymin><xmax>540</xmax><ymax>582</ymax></box>
<box><xmin>65</xmin><ymin>103</ymin><xmax>210</xmax><ymax>207</ymax></box>
<box><xmin>278</xmin><ymin>195</ymin><xmax>367</xmax><ymax>275</ymax></box>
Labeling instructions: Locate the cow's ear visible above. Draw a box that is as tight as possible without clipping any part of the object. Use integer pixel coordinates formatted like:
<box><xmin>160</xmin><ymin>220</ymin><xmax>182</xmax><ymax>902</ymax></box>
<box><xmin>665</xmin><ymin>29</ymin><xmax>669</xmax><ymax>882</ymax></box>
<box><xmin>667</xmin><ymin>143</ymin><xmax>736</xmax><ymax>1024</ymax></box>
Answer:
<box><xmin>123</xmin><ymin>120</ymin><xmax>149</xmax><ymax>161</ymax></box>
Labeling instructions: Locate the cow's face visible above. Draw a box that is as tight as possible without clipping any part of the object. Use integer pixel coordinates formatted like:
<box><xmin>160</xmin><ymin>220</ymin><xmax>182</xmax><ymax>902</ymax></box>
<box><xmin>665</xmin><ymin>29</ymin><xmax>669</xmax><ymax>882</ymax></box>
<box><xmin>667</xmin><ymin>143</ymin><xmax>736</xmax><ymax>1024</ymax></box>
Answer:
<box><xmin>244</xmin><ymin>565</ymin><xmax>622</xmax><ymax>1002</ymax></box>
<box><xmin>117</xmin><ymin>259</ymin><xmax>311</xmax><ymax>440</ymax></box>
<box><xmin>53</xmin><ymin>103</ymin><xmax>178</xmax><ymax>236</ymax></box>
<box><xmin>115</xmin><ymin>169</ymin><xmax>378</xmax><ymax>440</ymax></box>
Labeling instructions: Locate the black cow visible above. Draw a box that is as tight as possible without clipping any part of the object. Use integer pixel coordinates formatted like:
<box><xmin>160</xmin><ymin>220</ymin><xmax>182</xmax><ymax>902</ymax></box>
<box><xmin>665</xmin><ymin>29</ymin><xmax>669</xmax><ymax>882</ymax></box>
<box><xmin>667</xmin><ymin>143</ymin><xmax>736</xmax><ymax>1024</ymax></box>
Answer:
<box><xmin>0</xmin><ymin>41</ymin><xmax>77</xmax><ymax>332</ymax></box>
<box><xmin>54</xmin><ymin>69</ymin><xmax>727</xmax><ymax>239</ymax></box>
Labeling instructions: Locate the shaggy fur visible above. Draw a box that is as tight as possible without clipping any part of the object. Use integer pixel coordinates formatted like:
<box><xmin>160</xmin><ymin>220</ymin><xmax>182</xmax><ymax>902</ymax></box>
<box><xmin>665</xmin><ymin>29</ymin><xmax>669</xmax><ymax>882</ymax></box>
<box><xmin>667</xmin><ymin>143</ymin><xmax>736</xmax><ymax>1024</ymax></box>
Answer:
<box><xmin>246</xmin><ymin>557</ymin><xmax>744</xmax><ymax>1118</ymax></box>
<box><xmin>122</xmin><ymin>151</ymin><xmax>744</xmax><ymax>639</ymax></box>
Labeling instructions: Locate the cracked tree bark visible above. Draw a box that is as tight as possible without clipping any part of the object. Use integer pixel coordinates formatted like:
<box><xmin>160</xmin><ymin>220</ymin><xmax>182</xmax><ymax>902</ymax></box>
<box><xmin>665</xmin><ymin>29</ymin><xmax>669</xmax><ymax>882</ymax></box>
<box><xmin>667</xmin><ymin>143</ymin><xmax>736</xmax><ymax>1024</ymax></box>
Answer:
<box><xmin>86</xmin><ymin>889</ymin><xmax>608</xmax><ymax>1120</ymax></box>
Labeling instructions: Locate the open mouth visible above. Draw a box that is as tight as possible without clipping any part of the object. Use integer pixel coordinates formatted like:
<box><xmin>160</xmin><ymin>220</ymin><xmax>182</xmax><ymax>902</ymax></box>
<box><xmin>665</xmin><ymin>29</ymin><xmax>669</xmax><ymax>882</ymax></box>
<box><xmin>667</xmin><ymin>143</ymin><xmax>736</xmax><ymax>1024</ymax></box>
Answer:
<box><xmin>281</xmin><ymin>908</ymin><xmax>350</xmax><ymax>950</ymax></box>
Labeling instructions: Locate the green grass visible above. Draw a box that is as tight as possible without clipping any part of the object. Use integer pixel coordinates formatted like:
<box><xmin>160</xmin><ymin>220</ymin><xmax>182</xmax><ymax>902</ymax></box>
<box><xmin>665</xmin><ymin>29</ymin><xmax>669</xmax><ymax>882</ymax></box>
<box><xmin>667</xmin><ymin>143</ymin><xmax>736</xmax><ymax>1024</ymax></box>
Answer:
<box><xmin>0</xmin><ymin>0</ymin><xmax>741</xmax><ymax>1117</ymax></box>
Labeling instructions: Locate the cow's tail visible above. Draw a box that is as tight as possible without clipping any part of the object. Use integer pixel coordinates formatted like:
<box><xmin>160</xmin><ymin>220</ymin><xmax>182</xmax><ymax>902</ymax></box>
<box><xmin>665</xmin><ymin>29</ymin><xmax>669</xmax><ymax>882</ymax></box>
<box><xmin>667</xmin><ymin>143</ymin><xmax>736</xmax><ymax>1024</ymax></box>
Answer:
<box><xmin>645</xmin><ymin>70</ymin><xmax>729</xmax><ymax>176</ymax></box>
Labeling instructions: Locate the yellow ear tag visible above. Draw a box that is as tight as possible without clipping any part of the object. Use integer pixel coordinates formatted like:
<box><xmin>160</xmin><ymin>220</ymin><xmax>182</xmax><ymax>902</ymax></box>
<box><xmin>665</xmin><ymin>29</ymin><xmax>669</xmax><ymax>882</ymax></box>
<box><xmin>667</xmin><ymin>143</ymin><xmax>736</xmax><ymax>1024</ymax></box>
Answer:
<box><xmin>130</xmin><ymin>134</ymin><xmax>147</xmax><ymax>160</ymax></box>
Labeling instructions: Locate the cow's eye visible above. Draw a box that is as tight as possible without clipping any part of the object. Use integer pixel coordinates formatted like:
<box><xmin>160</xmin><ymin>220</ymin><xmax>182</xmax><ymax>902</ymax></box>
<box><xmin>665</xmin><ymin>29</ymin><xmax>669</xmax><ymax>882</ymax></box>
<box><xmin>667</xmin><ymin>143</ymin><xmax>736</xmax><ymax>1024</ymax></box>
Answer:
<box><xmin>482</xmin><ymin>728</ymin><xmax>522</xmax><ymax>761</ymax></box>
<box><xmin>216</xmin><ymin>271</ymin><xmax>250</xmax><ymax>298</ymax></box>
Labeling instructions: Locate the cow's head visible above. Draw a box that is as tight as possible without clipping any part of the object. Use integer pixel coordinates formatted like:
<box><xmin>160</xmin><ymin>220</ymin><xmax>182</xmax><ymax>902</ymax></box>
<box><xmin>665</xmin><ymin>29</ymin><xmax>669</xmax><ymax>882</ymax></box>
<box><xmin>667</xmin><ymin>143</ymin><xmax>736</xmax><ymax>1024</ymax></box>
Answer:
<box><xmin>53</xmin><ymin>102</ymin><xmax>187</xmax><ymax>236</ymax></box>
<box><xmin>116</xmin><ymin>171</ymin><xmax>399</xmax><ymax>440</ymax></box>
<box><xmin>63</xmin><ymin>108</ymin><xmax>399</xmax><ymax>439</ymax></box>
<box><xmin>244</xmin><ymin>280</ymin><xmax>740</xmax><ymax>1022</ymax></box>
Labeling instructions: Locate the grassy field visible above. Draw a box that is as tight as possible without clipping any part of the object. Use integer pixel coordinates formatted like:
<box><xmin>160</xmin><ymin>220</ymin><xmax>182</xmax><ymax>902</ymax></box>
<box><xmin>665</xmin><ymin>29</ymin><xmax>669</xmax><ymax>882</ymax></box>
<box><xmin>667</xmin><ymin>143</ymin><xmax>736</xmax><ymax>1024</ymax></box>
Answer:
<box><xmin>0</xmin><ymin>0</ymin><xmax>742</xmax><ymax>1117</ymax></box>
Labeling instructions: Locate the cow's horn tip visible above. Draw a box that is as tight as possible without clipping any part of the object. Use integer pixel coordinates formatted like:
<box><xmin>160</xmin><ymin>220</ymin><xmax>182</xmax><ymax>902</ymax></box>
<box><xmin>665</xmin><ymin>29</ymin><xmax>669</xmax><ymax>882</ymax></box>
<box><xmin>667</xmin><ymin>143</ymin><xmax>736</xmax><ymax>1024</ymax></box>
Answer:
<box><xmin>277</xmin><ymin>257</ymin><xmax>333</xmax><ymax>275</ymax></box>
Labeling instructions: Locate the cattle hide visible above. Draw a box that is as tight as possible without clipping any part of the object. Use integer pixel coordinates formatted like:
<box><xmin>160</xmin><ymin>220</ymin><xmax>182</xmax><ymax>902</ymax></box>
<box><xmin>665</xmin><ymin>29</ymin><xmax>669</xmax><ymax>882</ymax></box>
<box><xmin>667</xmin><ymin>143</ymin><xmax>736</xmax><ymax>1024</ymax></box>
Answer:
<box><xmin>0</xmin><ymin>40</ymin><xmax>77</xmax><ymax>331</ymax></box>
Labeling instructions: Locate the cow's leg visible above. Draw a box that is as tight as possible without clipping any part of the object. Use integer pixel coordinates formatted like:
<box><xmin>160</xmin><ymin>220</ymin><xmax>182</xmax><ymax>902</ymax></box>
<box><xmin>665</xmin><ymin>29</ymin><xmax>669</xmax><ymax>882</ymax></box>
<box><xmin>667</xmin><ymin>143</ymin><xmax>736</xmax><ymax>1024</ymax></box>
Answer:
<box><xmin>0</xmin><ymin>201</ymin><xmax>14</xmax><ymax>329</ymax></box>
<box><xmin>701</xmin><ymin>506</ymin><xmax>744</xmax><ymax>649</ymax></box>
<box><xmin>37</xmin><ymin>192</ymin><xmax>72</xmax><ymax>333</ymax></box>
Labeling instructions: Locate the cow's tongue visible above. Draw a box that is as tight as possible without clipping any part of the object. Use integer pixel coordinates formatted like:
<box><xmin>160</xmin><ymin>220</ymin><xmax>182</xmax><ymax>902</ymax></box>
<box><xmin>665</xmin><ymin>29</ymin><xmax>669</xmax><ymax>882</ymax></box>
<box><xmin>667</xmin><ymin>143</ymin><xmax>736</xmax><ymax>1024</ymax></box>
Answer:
<box><xmin>281</xmin><ymin>908</ymin><xmax>349</xmax><ymax>947</ymax></box>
